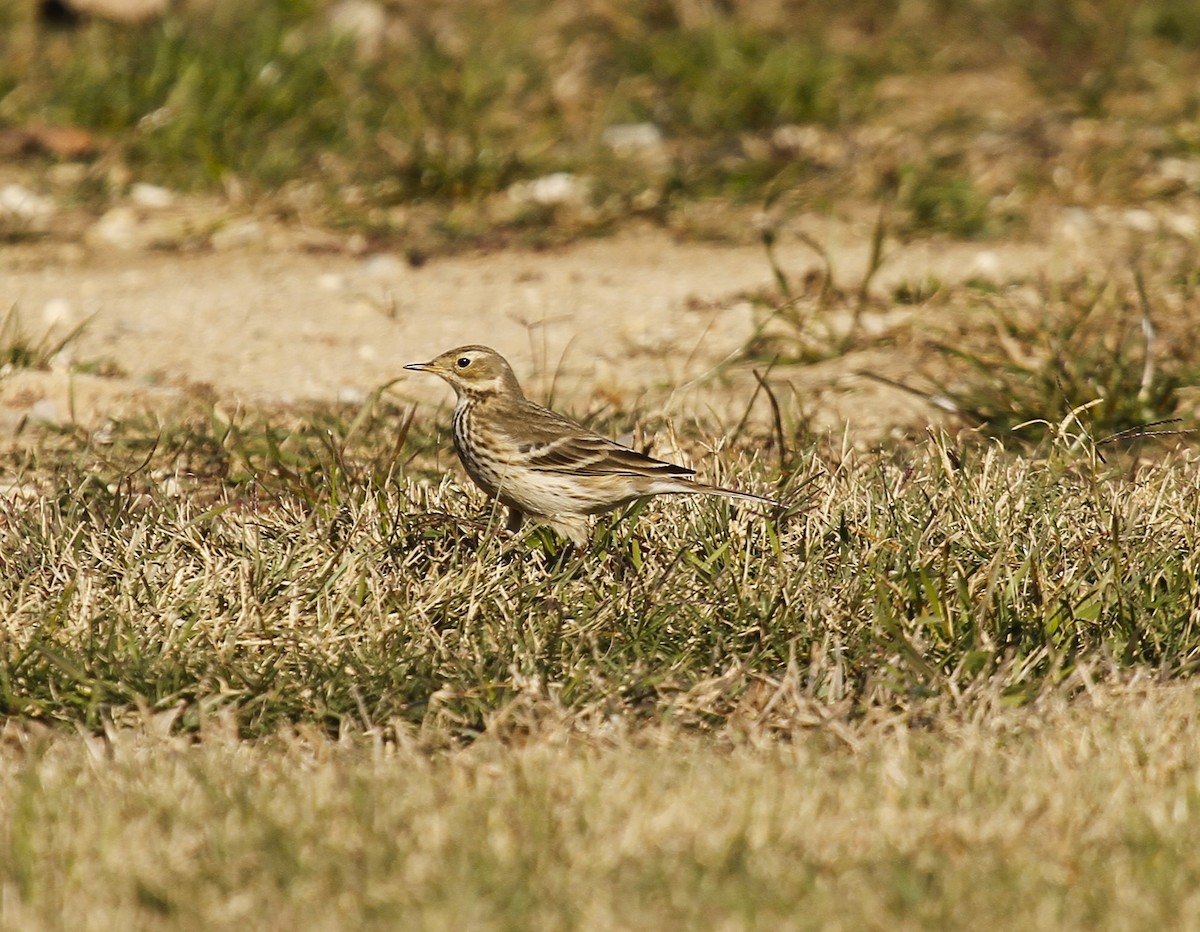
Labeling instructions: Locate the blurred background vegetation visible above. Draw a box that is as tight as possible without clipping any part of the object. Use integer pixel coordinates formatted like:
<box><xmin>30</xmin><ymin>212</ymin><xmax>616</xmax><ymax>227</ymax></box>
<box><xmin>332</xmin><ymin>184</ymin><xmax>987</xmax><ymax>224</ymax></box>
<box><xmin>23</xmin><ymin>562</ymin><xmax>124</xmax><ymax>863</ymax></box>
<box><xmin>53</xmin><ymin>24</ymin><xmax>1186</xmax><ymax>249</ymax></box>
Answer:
<box><xmin>2</xmin><ymin>0</ymin><xmax>1200</xmax><ymax>246</ymax></box>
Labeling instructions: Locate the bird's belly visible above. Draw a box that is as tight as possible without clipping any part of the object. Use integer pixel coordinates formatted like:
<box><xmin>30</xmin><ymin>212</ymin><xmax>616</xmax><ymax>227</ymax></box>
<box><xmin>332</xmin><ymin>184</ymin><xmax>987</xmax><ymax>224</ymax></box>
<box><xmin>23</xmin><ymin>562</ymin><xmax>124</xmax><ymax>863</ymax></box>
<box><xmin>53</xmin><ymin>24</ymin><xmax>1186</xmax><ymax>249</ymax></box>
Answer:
<box><xmin>490</xmin><ymin>466</ymin><xmax>643</xmax><ymax>518</ymax></box>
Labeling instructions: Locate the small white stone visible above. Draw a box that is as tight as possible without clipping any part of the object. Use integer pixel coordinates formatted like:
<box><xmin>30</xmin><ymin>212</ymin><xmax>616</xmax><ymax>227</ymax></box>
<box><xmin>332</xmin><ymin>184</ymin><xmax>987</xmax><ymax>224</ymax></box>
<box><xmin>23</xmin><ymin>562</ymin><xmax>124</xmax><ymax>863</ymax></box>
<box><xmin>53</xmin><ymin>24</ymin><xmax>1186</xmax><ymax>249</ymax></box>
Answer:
<box><xmin>86</xmin><ymin>206</ymin><xmax>141</xmax><ymax>250</ymax></box>
<box><xmin>1122</xmin><ymin>209</ymin><xmax>1158</xmax><ymax>233</ymax></box>
<box><xmin>318</xmin><ymin>273</ymin><xmax>348</xmax><ymax>292</ymax></box>
<box><xmin>361</xmin><ymin>253</ymin><xmax>405</xmax><ymax>278</ymax></box>
<box><xmin>602</xmin><ymin>123</ymin><xmax>665</xmax><ymax>155</ymax></box>
<box><xmin>507</xmin><ymin>172</ymin><xmax>590</xmax><ymax>208</ymax></box>
<box><xmin>1165</xmin><ymin>213</ymin><xmax>1200</xmax><ymax>240</ymax></box>
<box><xmin>328</xmin><ymin>0</ymin><xmax>387</xmax><ymax>60</ymax></box>
<box><xmin>48</xmin><ymin>164</ymin><xmax>88</xmax><ymax>187</ymax></box>
<box><xmin>0</xmin><ymin>184</ymin><xmax>54</xmax><ymax>219</ymax></box>
<box><xmin>29</xmin><ymin>399</ymin><xmax>60</xmax><ymax>424</ymax></box>
<box><xmin>129</xmin><ymin>182</ymin><xmax>175</xmax><ymax>208</ymax></box>
<box><xmin>42</xmin><ymin>298</ymin><xmax>74</xmax><ymax>327</ymax></box>
<box><xmin>257</xmin><ymin>62</ymin><xmax>282</xmax><ymax>86</ymax></box>
<box><xmin>1159</xmin><ymin>157</ymin><xmax>1200</xmax><ymax>188</ymax></box>
<box><xmin>969</xmin><ymin>250</ymin><xmax>1002</xmax><ymax>280</ymax></box>
<box><xmin>1057</xmin><ymin>207</ymin><xmax>1095</xmax><ymax>240</ymax></box>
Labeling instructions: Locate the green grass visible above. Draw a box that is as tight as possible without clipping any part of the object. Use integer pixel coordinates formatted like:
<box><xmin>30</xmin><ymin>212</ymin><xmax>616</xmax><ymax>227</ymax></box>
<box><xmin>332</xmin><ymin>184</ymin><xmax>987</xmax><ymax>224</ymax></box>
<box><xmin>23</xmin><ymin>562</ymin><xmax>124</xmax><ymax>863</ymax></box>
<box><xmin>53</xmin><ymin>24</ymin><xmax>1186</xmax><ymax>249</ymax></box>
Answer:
<box><xmin>2</xmin><ymin>401</ymin><xmax>1198</xmax><ymax>738</ymax></box>
<box><xmin>741</xmin><ymin>233</ymin><xmax>1200</xmax><ymax>443</ymax></box>
<box><xmin>2</xmin><ymin>1</ymin><xmax>559</xmax><ymax>199</ymax></box>
<box><xmin>985</xmin><ymin>0</ymin><xmax>1140</xmax><ymax>114</ymax></box>
<box><xmin>898</xmin><ymin>157</ymin><xmax>994</xmax><ymax>239</ymax></box>
<box><xmin>0</xmin><ymin>304</ymin><xmax>90</xmax><ymax>373</ymax></box>
<box><xmin>4</xmin><ymin>0</ymin><xmax>1200</xmax><ymax>248</ymax></box>
<box><xmin>604</xmin><ymin>22</ymin><xmax>871</xmax><ymax>134</ymax></box>
<box><xmin>926</xmin><ymin>272</ymin><xmax>1200</xmax><ymax>443</ymax></box>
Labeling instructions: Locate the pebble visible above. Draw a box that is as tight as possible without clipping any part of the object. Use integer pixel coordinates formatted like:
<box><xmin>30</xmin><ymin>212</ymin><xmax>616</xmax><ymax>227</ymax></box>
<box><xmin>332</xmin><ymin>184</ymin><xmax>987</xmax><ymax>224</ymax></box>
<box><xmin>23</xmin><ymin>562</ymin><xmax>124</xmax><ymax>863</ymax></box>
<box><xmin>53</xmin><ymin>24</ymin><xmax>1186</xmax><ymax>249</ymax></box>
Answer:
<box><xmin>1122</xmin><ymin>209</ymin><xmax>1158</xmax><ymax>233</ymax></box>
<box><xmin>129</xmin><ymin>182</ymin><xmax>175</xmax><ymax>208</ymax></box>
<box><xmin>29</xmin><ymin>399</ymin><xmax>60</xmax><ymax>424</ymax></box>
<box><xmin>1164</xmin><ymin>213</ymin><xmax>1199</xmax><ymax>240</ymax></box>
<box><xmin>507</xmin><ymin>172</ymin><xmax>590</xmax><ymax>208</ymax></box>
<box><xmin>42</xmin><ymin>298</ymin><xmax>74</xmax><ymax>327</ymax></box>
<box><xmin>0</xmin><ymin>184</ymin><xmax>54</xmax><ymax>219</ymax></box>
<box><xmin>969</xmin><ymin>250</ymin><xmax>1002</xmax><ymax>281</ymax></box>
<box><xmin>327</xmin><ymin>0</ymin><xmax>387</xmax><ymax>60</ymax></box>
<box><xmin>85</xmin><ymin>206</ymin><xmax>142</xmax><ymax>251</ymax></box>
<box><xmin>1158</xmin><ymin>157</ymin><xmax>1200</xmax><ymax>188</ymax></box>
<box><xmin>361</xmin><ymin>253</ymin><xmax>406</xmax><ymax>279</ymax></box>
<box><xmin>1056</xmin><ymin>207</ymin><xmax>1096</xmax><ymax>243</ymax></box>
<box><xmin>602</xmin><ymin>123</ymin><xmax>665</xmax><ymax>156</ymax></box>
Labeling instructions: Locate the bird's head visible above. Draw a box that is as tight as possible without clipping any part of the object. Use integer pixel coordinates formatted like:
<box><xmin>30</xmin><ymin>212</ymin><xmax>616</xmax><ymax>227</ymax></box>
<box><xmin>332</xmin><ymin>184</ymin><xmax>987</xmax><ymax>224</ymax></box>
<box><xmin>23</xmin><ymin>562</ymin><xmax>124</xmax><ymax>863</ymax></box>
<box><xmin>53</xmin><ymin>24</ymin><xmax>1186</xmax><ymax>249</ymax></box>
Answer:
<box><xmin>404</xmin><ymin>345</ymin><xmax>525</xmax><ymax>400</ymax></box>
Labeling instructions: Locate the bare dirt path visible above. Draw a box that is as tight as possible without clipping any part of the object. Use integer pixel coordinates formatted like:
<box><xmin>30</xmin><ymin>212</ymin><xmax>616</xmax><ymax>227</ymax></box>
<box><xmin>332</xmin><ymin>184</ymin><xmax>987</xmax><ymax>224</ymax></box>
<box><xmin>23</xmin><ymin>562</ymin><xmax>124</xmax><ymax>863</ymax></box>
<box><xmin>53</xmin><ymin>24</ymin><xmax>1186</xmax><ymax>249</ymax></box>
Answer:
<box><xmin>0</xmin><ymin>217</ymin><xmax>1097</xmax><ymax>440</ymax></box>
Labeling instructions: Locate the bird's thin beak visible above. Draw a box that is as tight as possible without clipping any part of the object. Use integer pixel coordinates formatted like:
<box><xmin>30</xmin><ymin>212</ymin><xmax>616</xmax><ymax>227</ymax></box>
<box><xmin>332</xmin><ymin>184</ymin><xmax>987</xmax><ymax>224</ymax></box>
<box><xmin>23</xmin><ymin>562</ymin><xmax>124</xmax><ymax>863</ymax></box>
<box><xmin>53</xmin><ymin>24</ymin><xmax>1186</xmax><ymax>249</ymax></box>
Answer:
<box><xmin>404</xmin><ymin>361</ymin><xmax>433</xmax><ymax>372</ymax></box>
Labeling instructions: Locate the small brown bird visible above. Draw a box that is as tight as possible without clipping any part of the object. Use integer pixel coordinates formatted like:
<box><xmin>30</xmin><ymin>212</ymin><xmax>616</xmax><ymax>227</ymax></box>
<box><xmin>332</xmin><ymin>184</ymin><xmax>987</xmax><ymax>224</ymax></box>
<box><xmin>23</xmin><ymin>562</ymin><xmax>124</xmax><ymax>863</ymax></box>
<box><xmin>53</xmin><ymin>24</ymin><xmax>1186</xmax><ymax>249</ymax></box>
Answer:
<box><xmin>405</xmin><ymin>345</ymin><xmax>780</xmax><ymax>546</ymax></box>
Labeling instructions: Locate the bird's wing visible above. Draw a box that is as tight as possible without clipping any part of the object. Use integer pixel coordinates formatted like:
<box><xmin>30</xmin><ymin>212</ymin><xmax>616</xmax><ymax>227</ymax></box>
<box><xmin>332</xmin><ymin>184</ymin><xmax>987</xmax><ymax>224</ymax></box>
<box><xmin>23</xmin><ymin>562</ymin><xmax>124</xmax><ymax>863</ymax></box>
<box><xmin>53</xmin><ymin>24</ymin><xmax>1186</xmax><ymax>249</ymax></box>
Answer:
<box><xmin>500</xmin><ymin>400</ymin><xmax>696</xmax><ymax>480</ymax></box>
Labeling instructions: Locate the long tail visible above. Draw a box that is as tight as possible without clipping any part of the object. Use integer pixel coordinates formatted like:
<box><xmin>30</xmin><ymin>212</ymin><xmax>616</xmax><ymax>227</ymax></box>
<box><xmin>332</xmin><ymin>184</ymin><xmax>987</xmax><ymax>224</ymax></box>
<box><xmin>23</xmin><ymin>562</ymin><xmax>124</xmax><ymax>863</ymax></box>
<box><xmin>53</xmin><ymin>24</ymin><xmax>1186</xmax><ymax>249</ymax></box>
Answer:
<box><xmin>689</xmin><ymin>482</ymin><xmax>782</xmax><ymax>509</ymax></box>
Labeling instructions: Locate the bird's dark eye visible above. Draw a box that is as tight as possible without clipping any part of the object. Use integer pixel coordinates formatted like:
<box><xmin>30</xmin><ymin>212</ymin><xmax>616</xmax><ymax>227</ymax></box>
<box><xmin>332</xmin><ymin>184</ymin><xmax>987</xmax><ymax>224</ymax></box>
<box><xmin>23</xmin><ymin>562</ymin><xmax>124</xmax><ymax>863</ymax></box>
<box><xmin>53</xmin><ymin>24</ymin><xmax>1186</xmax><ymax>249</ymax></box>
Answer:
<box><xmin>456</xmin><ymin>356</ymin><xmax>471</xmax><ymax>369</ymax></box>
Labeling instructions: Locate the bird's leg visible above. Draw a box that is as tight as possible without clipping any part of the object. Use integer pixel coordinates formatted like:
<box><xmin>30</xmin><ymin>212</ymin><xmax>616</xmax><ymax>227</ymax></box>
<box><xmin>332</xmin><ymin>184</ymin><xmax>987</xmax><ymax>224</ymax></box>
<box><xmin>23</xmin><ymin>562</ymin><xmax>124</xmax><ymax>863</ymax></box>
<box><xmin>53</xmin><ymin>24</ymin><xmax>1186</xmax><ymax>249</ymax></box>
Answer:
<box><xmin>488</xmin><ymin>507</ymin><xmax>527</xmax><ymax>568</ymax></box>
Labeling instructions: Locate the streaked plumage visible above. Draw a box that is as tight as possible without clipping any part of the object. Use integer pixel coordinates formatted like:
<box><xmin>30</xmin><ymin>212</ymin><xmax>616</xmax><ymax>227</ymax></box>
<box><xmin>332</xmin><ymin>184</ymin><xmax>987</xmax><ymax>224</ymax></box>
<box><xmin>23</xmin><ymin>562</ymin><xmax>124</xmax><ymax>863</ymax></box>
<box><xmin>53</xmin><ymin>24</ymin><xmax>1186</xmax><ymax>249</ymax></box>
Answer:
<box><xmin>405</xmin><ymin>345</ymin><xmax>780</xmax><ymax>546</ymax></box>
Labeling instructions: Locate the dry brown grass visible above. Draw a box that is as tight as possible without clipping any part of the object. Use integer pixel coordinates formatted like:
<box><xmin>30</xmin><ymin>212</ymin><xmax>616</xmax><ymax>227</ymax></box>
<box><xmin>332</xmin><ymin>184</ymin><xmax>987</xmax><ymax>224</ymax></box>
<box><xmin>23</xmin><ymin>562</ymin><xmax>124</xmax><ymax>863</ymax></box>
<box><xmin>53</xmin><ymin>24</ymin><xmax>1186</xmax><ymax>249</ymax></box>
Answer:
<box><xmin>3</xmin><ymin>680</ymin><xmax>1200</xmax><ymax>930</ymax></box>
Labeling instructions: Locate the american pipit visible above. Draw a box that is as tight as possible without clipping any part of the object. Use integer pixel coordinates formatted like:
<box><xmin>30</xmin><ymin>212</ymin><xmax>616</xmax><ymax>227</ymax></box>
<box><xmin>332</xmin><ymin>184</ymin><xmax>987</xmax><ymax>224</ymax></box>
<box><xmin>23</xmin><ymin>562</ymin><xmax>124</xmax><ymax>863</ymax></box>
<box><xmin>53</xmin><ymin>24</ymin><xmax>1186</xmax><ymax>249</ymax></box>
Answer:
<box><xmin>405</xmin><ymin>345</ymin><xmax>780</xmax><ymax>546</ymax></box>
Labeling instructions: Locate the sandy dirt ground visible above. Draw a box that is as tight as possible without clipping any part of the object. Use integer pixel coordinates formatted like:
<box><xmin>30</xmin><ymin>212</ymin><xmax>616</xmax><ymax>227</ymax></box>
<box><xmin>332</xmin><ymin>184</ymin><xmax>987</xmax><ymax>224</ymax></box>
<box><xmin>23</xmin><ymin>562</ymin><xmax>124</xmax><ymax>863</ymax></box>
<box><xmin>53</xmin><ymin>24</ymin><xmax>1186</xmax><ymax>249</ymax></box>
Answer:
<box><xmin>0</xmin><ymin>209</ymin><xmax>1104</xmax><ymax>444</ymax></box>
